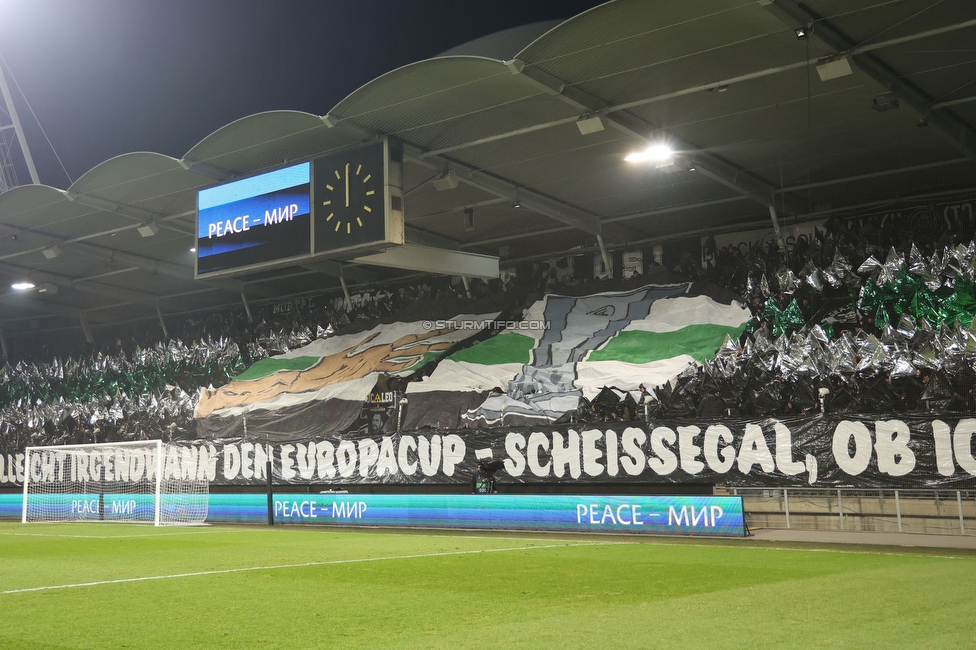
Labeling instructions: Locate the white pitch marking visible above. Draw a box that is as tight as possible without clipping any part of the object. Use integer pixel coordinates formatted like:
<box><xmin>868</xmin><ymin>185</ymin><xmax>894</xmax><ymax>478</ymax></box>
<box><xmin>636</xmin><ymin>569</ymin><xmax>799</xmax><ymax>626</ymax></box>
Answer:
<box><xmin>0</xmin><ymin>527</ymin><xmax>235</xmax><ymax>540</ymax></box>
<box><xmin>0</xmin><ymin>532</ymin><xmax>111</xmax><ymax>539</ymax></box>
<box><xmin>0</xmin><ymin>542</ymin><xmax>610</xmax><ymax>595</ymax></box>
<box><xmin>0</xmin><ymin>529</ymin><xmax>223</xmax><ymax>540</ymax></box>
<box><xmin>613</xmin><ymin>539</ymin><xmax>970</xmax><ymax>560</ymax></box>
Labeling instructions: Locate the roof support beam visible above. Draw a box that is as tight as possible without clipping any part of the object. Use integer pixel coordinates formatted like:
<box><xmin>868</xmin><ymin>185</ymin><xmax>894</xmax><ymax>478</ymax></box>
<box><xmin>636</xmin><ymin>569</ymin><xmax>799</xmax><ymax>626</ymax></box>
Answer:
<box><xmin>33</xmin><ymin>202</ymin><xmax>279</xmax><ymax>299</ymax></box>
<box><xmin>0</xmin><ymin>293</ymin><xmax>86</xmax><ymax>323</ymax></box>
<box><xmin>933</xmin><ymin>95</ymin><xmax>976</xmax><ymax>111</ymax></box>
<box><xmin>72</xmin><ymin>242</ymin><xmax>195</xmax><ymax>281</ymax></box>
<box><xmin>323</xmin><ymin>116</ymin><xmax>606</xmax><ymax>238</ymax></box>
<box><xmin>776</xmin><ymin>157</ymin><xmax>971</xmax><ymax>194</ymax></box>
<box><xmin>0</xmin><ymin>260</ymin><xmax>162</xmax><ymax>304</ymax></box>
<box><xmin>458</xmin><ymin>194</ymin><xmax>754</xmax><ymax>249</ymax></box>
<box><xmin>409</xmin><ymin>198</ymin><xmax>508</xmax><ymax>226</ymax></box>
<box><xmin>504</xmin><ymin>58</ymin><xmax>810</xmax><ymax>218</ymax></box>
<box><xmin>0</xmin><ymin>217</ymin><xmax>277</xmax><ymax>302</ymax></box>
<box><xmin>765</xmin><ymin>0</ymin><xmax>976</xmax><ymax>161</ymax></box>
<box><xmin>0</xmin><ymin>216</ymin><xmax>188</xmax><ymax>263</ymax></box>
<box><xmin>178</xmin><ymin>158</ymin><xmax>234</xmax><ymax>182</ymax></box>
<box><xmin>64</xmin><ymin>191</ymin><xmax>195</xmax><ymax>236</ymax></box>
<box><xmin>403</xmin><ymin>144</ymin><xmax>604</xmax><ymax>237</ymax></box>
<box><xmin>60</xmin><ymin>191</ymin><xmax>278</xmax><ymax>296</ymax></box>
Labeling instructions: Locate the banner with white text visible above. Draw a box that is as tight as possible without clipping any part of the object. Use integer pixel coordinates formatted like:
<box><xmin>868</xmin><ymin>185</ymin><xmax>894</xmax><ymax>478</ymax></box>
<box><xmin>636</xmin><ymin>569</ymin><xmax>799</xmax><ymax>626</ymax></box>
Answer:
<box><xmin>4</xmin><ymin>414</ymin><xmax>976</xmax><ymax>489</ymax></box>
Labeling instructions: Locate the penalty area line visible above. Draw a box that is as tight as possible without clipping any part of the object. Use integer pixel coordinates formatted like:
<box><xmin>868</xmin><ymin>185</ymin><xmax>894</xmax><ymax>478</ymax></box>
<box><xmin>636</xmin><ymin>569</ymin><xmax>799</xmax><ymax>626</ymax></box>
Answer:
<box><xmin>1</xmin><ymin>541</ymin><xmax>610</xmax><ymax>595</ymax></box>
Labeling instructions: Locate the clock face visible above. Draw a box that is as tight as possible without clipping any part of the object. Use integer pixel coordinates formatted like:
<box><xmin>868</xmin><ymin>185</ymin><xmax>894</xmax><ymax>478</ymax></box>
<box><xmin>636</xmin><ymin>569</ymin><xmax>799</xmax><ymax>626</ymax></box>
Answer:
<box><xmin>313</xmin><ymin>141</ymin><xmax>387</xmax><ymax>254</ymax></box>
<box><xmin>321</xmin><ymin>161</ymin><xmax>378</xmax><ymax>236</ymax></box>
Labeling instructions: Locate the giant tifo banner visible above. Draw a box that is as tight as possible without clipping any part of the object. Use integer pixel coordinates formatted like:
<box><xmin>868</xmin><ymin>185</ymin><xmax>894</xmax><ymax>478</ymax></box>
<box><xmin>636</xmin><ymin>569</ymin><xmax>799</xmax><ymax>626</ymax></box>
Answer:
<box><xmin>403</xmin><ymin>283</ymin><xmax>750</xmax><ymax>429</ymax></box>
<box><xmin>4</xmin><ymin>414</ymin><xmax>976</xmax><ymax>489</ymax></box>
<box><xmin>195</xmin><ymin>312</ymin><xmax>500</xmax><ymax>438</ymax></box>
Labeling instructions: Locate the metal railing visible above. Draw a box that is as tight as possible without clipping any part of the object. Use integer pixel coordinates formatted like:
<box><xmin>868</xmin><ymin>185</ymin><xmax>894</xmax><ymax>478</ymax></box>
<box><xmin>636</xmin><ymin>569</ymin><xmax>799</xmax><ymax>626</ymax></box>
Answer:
<box><xmin>726</xmin><ymin>488</ymin><xmax>976</xmax><ymax>536</ymax></box>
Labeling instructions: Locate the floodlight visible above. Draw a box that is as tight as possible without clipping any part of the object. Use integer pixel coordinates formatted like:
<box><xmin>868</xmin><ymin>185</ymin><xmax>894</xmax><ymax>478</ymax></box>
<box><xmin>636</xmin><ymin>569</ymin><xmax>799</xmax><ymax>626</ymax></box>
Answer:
<box><xmin>42</xmin><ymin>245</ymin><xmax>62</xmax><ymax>259</ymax></box>
<box><xmin>624</xmin><ymin>143</ymin><xmax>674</xmax><ymax>164</ymax></box>
<box><xmin>37</xmin><ymin>283</ymin><xmax>57</xmax><ymax>294</ymax></box>
<box><xmin>795</xmin><ymin>26</ymin><xmax>808</xmax><ymax>40</ymax></box>
<box><xmin>11</xmin><ymin>282</ymin><xmax>35</xmax><ymax>291</ymax></box>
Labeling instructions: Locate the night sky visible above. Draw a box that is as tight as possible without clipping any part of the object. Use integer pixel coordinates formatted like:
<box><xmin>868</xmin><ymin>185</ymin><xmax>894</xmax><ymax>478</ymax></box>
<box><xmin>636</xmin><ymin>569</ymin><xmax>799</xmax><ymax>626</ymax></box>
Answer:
<box><xmin>0</xmin><ymin>0</ymin><xmax>606</xmax><ymax>189</ymax></box>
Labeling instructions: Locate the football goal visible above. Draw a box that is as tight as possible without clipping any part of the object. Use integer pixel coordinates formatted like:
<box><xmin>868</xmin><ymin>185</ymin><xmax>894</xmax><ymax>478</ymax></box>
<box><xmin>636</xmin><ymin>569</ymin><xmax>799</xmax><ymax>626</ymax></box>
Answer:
<box><xmin>22</xmin><ymin>440</ymin><xmax>208</xmax><ymax>526</ymax></box>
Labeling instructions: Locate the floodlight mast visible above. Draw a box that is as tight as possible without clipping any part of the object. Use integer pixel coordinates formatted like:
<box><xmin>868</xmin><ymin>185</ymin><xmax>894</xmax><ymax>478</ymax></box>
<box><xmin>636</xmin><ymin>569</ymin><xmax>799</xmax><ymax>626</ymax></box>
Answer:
<box><xmin>0</xmin><ymin>55</ymin><xmax>40</xmax><ymax>190</ymax></box>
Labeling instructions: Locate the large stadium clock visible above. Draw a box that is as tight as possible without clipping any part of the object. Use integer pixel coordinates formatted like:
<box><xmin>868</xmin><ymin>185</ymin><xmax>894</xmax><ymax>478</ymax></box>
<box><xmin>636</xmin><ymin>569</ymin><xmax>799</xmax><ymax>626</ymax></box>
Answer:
<box><xmin>312</xmin><ymin>139</ymin><xmax>404</xmax><ymax>257</ymax></box>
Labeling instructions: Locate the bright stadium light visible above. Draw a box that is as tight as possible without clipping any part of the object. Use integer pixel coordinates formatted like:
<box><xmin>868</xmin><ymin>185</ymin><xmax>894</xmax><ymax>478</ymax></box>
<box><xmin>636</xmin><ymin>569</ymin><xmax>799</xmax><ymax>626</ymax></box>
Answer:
<box><xmin>11</xmin><ymin>281</ymin><xmax>35</xmax><ymax>291</ymax></box>
<box><xmin>625</xmin><ymin>143</ymin><xmax>674</xmax><ymax>164</ymax></box>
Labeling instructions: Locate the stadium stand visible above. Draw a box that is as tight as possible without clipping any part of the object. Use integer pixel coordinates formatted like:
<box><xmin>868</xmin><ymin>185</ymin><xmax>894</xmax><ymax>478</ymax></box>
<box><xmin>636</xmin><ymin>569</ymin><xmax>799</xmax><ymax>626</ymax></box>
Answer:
<box><xmin>7</xmin><ymin>206</ymin><xmax>976</xmax><ymax>450</ymax></box>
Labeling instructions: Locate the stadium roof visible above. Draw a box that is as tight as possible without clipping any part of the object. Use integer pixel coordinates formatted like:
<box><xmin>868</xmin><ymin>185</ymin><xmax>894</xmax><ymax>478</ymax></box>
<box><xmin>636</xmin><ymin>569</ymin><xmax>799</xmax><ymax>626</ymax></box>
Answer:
<box><xmin>1</xmin><ymin>0</ymin><xmax>975</xmax><ymax>347</ymax></box>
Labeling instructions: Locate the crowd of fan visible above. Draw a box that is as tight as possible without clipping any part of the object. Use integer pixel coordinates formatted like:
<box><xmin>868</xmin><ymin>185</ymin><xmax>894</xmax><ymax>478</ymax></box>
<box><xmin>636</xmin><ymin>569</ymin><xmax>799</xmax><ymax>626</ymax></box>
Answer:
<box><xmin>4</xmin><ymin>205</ymin><xmax>976</xmax><ymax>449</ymax></box>
<box><xmin>636</xmin><ymin>211</ymin><xmax>976</xmax><ymax>419</ymax></box>
<box><xmin>0</xmin><ymin>278</ymin><xmax>500</xmax><ymax>449</ymax></box>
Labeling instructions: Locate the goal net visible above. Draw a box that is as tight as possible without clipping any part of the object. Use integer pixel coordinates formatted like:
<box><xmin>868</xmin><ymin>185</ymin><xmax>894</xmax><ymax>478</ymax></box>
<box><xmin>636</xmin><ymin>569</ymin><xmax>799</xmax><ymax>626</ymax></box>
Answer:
<box><xmin>22</xmin><ymin>440</ymin><xmax>208</xmax><ymax>526</ymax></box>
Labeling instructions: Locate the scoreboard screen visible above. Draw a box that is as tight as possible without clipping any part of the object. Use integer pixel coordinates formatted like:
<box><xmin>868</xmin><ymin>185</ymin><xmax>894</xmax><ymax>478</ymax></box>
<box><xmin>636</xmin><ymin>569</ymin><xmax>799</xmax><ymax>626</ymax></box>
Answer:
<box><xmin>194</xmin><ymin>140</ymin><xmax>403</xmax><ymax>278</ymax></box>
<box><xmin>195</xmin><ymin>162</ymin><xmax>311</xmax><ymax>277</ymax></box>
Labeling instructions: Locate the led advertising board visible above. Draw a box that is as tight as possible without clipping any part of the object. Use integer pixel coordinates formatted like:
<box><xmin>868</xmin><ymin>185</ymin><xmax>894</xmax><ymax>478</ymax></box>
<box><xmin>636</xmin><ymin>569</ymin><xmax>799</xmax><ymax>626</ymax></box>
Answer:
<box><xmin>1</xmin><ymin>493</ymin><xmax>743</xmax><ymax>536</ymax></box>
<box><xmin>217</xmin><ymin>494</ymin><xmax>746</xmax><ymax>536</ymax></box>
<box><xmin>195</xmin><ymin>162</ymin><xmax>311</xmax><ymax>277</ymax></box>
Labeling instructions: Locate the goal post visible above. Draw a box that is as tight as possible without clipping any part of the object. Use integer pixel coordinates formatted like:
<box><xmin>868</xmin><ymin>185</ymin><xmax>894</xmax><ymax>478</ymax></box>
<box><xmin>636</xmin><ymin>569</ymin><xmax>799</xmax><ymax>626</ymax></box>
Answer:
<box><xmin>22</xmin><ymin>440</ymin><xmax>208</xmax><ymax>526</ymax></box>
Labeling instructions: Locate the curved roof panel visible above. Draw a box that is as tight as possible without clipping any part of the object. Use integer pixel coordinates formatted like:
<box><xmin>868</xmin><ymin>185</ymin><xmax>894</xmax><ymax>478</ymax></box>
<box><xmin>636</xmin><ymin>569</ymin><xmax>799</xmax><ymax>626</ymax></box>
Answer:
<box><xmin>439</xmin><ymin>20</ymin><xmax>564</xmax><ymax>59</ymax></box>
<box><xmin>184</xmin><ymin>110</ymin><xmax>356</xmax><ymax>176</ymax></box>
<box><xmin>330</xmin><ymin>57</ymin><xmax>580</xmax><ymax>153</ymax></box>
<box><xmin>0</xmin><ymin>184</ymin><xmax>76</xmax><ymax>230</ymax></box>
<box><xmin>69</xmin><ymin>152</ymin><xmax>206</xmax><ymax>217</ymax></box>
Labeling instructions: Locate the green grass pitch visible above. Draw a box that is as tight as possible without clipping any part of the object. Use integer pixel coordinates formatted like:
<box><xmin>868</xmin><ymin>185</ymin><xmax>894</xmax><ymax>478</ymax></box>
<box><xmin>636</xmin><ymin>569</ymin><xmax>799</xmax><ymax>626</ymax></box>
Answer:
<box><xmin>1</xmin><ymin>522</ymin><xmax>974</xmax><ymax>649</ymax></box>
